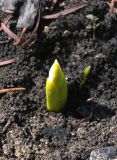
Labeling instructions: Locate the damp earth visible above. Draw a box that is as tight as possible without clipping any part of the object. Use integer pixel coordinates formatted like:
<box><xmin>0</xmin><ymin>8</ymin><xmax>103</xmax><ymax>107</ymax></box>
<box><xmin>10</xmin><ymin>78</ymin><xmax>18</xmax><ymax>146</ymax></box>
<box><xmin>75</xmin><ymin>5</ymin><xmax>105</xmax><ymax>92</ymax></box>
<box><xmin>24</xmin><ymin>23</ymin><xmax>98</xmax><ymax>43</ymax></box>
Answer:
<box><xmin>0</xmin><ymin>0</ymin><xmax>117</xmax><ymax>159</ymax></box>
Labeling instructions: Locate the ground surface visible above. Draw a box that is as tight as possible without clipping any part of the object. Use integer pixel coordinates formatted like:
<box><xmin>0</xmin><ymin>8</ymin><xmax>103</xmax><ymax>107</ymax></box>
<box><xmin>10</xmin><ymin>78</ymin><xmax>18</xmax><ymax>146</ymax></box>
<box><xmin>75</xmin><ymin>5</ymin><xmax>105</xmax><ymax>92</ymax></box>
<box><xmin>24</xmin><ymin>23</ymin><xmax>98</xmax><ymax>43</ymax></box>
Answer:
<box><xmin>0</xmin><ymin>0</ymin><xmax>117</xmax><ymax>159</ymax></box>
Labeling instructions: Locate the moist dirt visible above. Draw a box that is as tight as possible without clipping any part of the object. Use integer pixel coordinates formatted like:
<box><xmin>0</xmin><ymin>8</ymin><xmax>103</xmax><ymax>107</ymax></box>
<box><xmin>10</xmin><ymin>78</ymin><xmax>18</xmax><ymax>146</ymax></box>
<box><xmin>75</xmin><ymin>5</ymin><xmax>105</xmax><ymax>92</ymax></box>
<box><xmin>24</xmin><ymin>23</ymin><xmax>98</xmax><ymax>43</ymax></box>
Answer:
<box><xmin>0</xmin><ymin>0</ymin><xmax>117</xmax><ymax>159</ymax></box>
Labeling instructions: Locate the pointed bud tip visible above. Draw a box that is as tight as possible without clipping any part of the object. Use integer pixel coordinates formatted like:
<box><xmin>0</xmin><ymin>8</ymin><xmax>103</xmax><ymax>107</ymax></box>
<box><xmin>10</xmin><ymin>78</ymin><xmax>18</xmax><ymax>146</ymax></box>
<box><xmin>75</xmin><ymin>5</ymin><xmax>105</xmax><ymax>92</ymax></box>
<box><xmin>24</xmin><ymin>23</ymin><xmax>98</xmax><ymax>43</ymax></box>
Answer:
<box><xmin>48</xmin><ymin>59</ymin><xmax>60</xmax><ymax>81</ymax></box>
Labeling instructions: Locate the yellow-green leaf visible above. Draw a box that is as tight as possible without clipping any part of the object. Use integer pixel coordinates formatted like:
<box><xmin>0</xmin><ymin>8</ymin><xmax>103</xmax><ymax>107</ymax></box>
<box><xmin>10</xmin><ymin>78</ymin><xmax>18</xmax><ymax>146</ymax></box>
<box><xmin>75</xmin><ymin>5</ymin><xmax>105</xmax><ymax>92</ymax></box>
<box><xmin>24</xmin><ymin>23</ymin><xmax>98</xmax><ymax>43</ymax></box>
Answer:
<box><xmin>80</xmin><ymin>66</ymin><xmax>91</xmax><ymax>88</ymax></box>
<box><xmin>46</xmin><ymin>59</ymin><xmax>68</xmax><ymax>112</ymax></box>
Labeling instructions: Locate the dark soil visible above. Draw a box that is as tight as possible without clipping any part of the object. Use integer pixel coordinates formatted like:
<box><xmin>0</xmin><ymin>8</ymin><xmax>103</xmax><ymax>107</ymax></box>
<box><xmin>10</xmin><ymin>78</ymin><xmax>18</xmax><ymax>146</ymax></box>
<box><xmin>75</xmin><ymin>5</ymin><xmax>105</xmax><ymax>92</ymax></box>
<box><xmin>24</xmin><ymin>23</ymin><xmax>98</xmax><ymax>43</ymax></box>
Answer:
<box><xmin>0</xmin><ymin>0</ymin><xmax>117</xmax><ymax>159</ymax></box>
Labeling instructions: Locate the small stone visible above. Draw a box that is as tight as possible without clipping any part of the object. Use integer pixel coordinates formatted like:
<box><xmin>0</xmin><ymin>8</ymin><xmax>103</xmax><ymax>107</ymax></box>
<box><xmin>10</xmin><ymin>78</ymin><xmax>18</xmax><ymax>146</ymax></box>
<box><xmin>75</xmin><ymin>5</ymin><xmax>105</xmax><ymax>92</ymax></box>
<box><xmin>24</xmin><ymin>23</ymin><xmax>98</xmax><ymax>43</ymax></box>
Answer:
<box><xmin>89</xmin><ymin>147</ymin><xmax>117</xmax><ymax>160</ymax></box>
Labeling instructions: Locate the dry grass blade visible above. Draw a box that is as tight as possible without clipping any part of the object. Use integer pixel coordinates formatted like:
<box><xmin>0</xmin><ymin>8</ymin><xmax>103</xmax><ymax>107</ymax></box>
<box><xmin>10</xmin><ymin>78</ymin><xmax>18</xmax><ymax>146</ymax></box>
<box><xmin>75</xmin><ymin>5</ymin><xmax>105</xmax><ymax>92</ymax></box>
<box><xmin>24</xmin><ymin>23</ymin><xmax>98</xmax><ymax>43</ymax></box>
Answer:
<box><xmin>0</xmin><ymin>88</ymin><xmax>26</xmax><ymax>94</ymax></box>
<box><xmin>42</xmin><ymin>3</ymin><xmax>87</xmax><ymax>19</ymax></box>
<box><xmin>0</xmin><ymin>59</ymin><xmax>15</xmax><ymax>67</ymax></box>
<box><xmin>1</xmin><ymin>23</ymin><xmax>20</xmax><ymax>42</ymax></box>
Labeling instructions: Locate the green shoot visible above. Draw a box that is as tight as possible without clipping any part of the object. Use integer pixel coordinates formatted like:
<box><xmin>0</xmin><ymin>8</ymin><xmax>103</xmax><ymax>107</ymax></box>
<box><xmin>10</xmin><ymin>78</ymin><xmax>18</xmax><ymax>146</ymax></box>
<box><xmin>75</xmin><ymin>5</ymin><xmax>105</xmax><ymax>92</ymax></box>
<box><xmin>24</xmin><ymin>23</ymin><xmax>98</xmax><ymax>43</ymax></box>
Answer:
<box><xmin>46</xmin><ymin>59</ymin><xmax>68</xmax><ymax>112</ymax></box>
<box><xmin>86</xmin><ymin>14</ymin><xmax>99</xmax><ymax>39</ymax></box>
<box><xmin>80</xmin><ymin>66</ymin><xmax>91</xmax><ymax>89</ymax></box>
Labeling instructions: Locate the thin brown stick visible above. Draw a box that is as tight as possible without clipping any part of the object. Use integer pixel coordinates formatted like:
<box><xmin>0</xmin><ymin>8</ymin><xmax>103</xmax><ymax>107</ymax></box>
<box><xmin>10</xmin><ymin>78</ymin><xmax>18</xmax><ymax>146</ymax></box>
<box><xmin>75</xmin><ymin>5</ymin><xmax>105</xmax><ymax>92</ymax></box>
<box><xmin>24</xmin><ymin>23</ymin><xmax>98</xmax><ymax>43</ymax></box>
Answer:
<box><xmin>0</xmin><ymin>88</ymin><xmax>26</xmax><ymax>94</ymax></box>
<box><xmin>1</xmin><ymin>23</ymin><xmax>20</xmax><ymax>42</ymax></box>
<box><xmin>106</xmin><ymin>1</ymin><xmax>111</xmax><ymax>7</ymax></box>
<box><xmin>73</xmin><ymin>112</ymin><xmax>93</xmax><ymax>130</ymax></box>
<box><xmin>42</xmin><ymin>3</ymin><xmax>87</xmax><ymax>19</ymax></box>
<box><xmin>106</xmin><ymin>0</ymin><xmax>117</xmax><ymax>13</ymax></box>
<box><xmin>113</xmin><ymin>8</ymin><xmax>117</xmax><ymax>13</ymax></box>
<box><xmin>0</xmin><ymin>59</ymin><xmax>15</xmax><ymax>67</ymax></box>
<box><xmin>19</xmin><ymin>27</ymin><xmax>27</xmax><ymax>39</ymax></box>
<box><xmin>110</xmin><ymin>0</ymin><xmax>115</xmax><ymax>12</ymax></box>
<box><xmin>14</xmin><ymin>27</ymin><xmax>27</xmax><ymax>45</ymax></box>
<box><xmin>0</xmin><ymin>15</ymin><xmax>12</xmax><ymax>31</ymax></box>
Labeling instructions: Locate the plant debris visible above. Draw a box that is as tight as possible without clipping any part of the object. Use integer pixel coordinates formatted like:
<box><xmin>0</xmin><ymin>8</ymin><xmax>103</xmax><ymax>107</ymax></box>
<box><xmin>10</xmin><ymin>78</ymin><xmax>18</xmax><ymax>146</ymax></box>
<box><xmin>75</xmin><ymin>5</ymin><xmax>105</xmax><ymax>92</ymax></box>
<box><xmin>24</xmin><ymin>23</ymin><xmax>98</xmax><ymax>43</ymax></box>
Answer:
<box><xmin>106</xmin><ymin>0</ymin><xmax>117</xmax><ymax>13</ymax></box>
<box><xmin>0</xmin><ymin>88</ymin><xmax>26</xmax><ymax>94</ymax></box>
<box><xmin>0</xmin><ymin>59</ymin><xmax>25</xmax><ymax>94</ymax></box>
<box><xmin>42</xmin><ymin>2</ymin><xmax>87</xmax><ymax>19</ymax></box>
<box><xmin>0</xmin><ymin>0</ymin><xmax>87</xmax><ymax>47</ymax></box>
<box><xmin>0</xmin><ymin>59</ymin><xmax>15</xmax><ymax>67</ymax></box>
<box><xmin>1</xmin><ymin>23</ymin><xmax>21</xmax><ymax>44</ymax></box>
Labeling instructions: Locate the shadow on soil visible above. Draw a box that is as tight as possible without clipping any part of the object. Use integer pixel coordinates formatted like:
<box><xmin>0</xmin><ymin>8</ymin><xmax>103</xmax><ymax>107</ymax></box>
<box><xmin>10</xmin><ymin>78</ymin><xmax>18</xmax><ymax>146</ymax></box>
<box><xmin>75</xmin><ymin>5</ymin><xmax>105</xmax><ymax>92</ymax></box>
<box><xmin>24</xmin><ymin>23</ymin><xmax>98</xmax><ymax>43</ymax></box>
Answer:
<box><xmin>64</xmin><ymin>99</ymin><xmax>115</xmax><ymax>121</ymax></box>
<box><xmin>63</xmin><ymin>82</ymin><xmax>115</xmax><ymax>121</ymax></box>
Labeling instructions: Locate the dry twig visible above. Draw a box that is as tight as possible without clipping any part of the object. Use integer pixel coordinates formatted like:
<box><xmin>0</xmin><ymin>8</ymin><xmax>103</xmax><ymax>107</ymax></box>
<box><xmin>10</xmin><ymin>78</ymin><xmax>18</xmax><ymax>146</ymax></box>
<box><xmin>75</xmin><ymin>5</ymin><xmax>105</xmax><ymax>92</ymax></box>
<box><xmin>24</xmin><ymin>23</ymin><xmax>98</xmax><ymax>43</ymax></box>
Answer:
<box><xmin>42</xmin><ymin>3</ymin><xmax>87</xmax><ymax>19</ymax></box>
<box><xmin>1</xmin><ymin>23</ymin><xmax>21</xmax><ymax>43</ymax></box>
<box><xmin>0</xmin><ymin>15</ymin><xmax>12</xmax><ymax>31</ymax></box>
<box><xmin>0</xmin><ymin>88</ymin><xmax>26</xmax><ymax>94</ymax></box>
<box><xmin>0</xmin><ymin>59</ymin><xmax>25</xmax><ymax>94</ymax></box>
<box><xmin>0</xmin><ymin>59</ymin><xmax>15</xmax><ymax>67</ymax></box>
<box><xmin>106</xmin><ymin>0</ymin><xmax>117</xmax><ymax>13</ymax></box>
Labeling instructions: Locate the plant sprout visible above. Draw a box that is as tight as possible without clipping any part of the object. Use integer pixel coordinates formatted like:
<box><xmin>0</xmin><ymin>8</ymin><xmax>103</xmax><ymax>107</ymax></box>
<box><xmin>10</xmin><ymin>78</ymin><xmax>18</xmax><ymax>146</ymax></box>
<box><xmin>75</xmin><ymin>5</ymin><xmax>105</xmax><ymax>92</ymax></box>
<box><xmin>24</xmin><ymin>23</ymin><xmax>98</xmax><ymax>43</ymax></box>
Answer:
<box><xmin>86</xmin><ymin>14</ymin><xmax>99</xmax><ymax>22</ymax></box>
<box><xmin>46</xmin><ymin>59</ymin><xmax>68</xmax><ymax>112</ymax></box>
<box><xmin>86</xmin><ymin>14</ymin><xmax>99</xmax><ymax>39</ymax></box>
<box><xmin>80</xmin><ymin>66</ymin><xmax>91</xmax><ymax>88</ymax></box>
